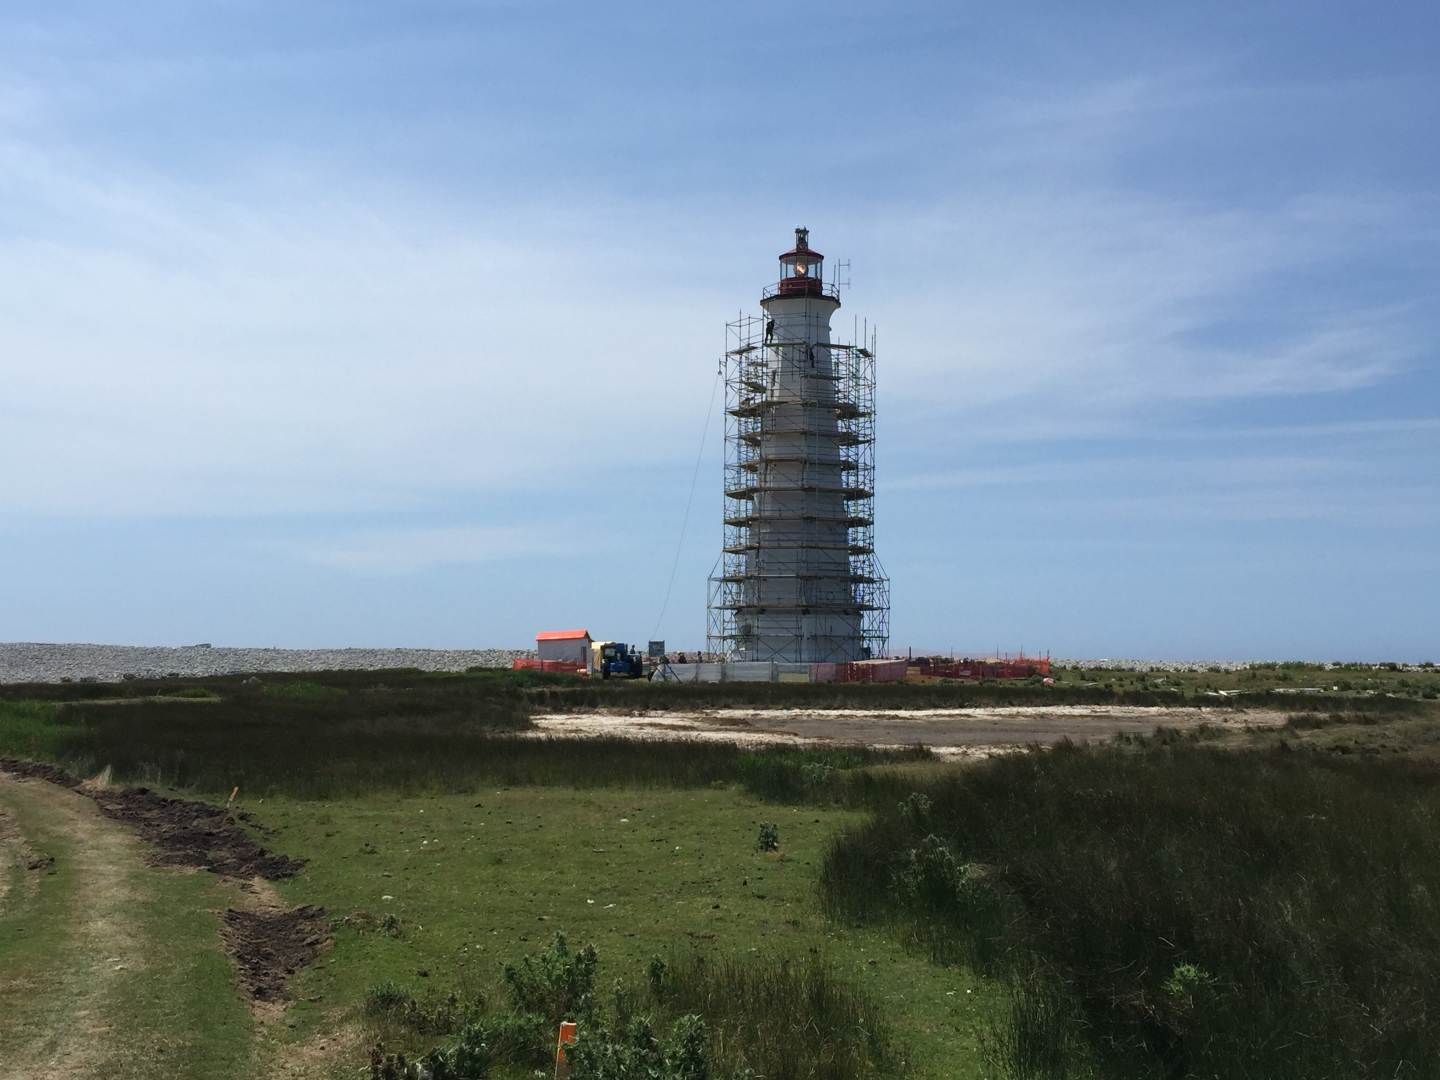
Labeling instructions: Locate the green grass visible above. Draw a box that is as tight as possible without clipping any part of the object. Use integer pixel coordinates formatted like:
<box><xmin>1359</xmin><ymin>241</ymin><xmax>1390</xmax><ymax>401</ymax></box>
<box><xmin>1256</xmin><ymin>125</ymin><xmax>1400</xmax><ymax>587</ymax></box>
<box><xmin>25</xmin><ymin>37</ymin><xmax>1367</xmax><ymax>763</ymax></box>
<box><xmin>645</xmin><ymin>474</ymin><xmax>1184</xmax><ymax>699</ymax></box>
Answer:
<box><xmin>6</xmin><ymin>670</ymin><xmax>1437</xmax><ymax>1078</ymax></box>
<box><xmin>0</xmin><ymin>685</ymin><xmax>931</xmax><ymax>801</ymax></box>
<box><xmin>261</xmin><ymin>680</ymin><xmax>348</xmax><ymax>702</ymax></box>
<box><xmin>366</xmin><ymin>935</ymin><xmax>898</xmax><ymax>1080</ymax></box>
<box><xmin>650</xmin><ymin>948</ymin><xmax>895</xmax><ymax>1078</ymax></box>
<box><xmin>11</xmin><ymin>662</ymin><xmax>1432</xmax><ymax>715</ymax></box>
<box><xmin>1050</xmin><ymin>660</ymin><xmax>1440</xmax><ymax>702</ymax></box>
<box><xmin>820</xmin><ymin>741</ymin><xmax>1440</xmax><ymax>1079</ymax></box>
<box><xmin>264</xmin><ymin>784</ymin><xmax>998</xmax><ymax>1078</ymax></box>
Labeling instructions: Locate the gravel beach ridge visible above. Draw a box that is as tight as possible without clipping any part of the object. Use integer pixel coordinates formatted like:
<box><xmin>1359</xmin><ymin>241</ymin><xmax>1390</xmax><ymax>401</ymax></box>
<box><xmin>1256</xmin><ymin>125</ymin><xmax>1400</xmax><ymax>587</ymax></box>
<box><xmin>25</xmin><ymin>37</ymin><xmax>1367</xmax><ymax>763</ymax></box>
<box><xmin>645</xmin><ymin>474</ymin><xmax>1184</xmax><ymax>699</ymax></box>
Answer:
<box><xmin>1</xmin><ymin>643</ymin><xmax>1280</xmax><ymax>685</ymax></box>
<box><xmin>0</xmin><ymin>643</ymin><xmax>532</xmax><ymax>684</ymax></box>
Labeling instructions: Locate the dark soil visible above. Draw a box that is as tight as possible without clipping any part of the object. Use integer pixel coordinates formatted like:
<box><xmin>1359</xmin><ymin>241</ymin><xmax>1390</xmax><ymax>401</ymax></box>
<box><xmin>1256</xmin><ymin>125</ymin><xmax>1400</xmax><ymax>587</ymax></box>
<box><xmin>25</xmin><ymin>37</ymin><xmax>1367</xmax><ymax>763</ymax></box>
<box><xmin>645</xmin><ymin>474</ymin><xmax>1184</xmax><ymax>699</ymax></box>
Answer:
<box><xmin>221</xmin><ymin>904</ymin><xmax>330</xmax><ymax>1001</ymax></box>
<box><xmin>89</xmin><ymin>787</ymin><xmax>304</xmax><ymax>879</ymax></box>
<box><xmin>0</xmin><ymin>758</ymin><xmax>81</xmax><ymax>788</ymax></box>
<box><xmin>0</xmin><ymin>757</ymin><xmax>303</xmax><ymax>879</ymax></box>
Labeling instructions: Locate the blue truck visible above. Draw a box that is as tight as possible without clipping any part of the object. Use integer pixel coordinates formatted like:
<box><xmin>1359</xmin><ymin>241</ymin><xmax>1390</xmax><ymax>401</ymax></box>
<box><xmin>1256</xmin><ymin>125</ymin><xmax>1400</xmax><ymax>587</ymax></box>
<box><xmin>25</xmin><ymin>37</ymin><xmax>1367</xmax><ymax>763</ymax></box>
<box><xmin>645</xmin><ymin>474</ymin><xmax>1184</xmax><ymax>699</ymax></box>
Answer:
<box><xmin>592</xmin><ymin>641</ymin><xmax>645</xmax><ymax>679</ymax></box>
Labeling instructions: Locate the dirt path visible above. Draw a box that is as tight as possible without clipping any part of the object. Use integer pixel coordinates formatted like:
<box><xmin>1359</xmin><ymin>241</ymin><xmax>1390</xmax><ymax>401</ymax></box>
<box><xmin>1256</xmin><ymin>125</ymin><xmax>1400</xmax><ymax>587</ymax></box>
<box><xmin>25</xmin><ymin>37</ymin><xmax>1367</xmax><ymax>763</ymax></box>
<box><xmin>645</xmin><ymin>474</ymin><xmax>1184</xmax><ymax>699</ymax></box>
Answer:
<box><xmin>531</xmin><ymin>704</ymin><xmax>1287</xmax><ymax>754</ymax></box>
<box><xmin>0</xmin><ymin>801</ymin><xmax>43</xmax><ymax>914</ymax></box>
<box><xmin>0</xmin><ymin>774</ymin><xmax>150</xmax><ymax>1079</ymax></box>
<box><xmin>0</xmin><ymin>763</ymin><xmax>330</xmax><ymax>1079</ymax></box>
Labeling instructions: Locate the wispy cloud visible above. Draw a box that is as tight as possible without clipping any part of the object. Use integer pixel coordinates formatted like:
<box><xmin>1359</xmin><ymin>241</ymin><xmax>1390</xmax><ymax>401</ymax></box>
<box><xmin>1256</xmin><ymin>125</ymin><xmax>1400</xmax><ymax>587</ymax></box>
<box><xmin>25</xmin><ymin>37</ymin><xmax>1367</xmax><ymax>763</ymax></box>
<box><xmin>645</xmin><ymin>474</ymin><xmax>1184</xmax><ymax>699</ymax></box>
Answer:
<box><xmin>0</xmin><ymin>4</ymin><xmax>1436</xmax><ymax>654</ymax></box>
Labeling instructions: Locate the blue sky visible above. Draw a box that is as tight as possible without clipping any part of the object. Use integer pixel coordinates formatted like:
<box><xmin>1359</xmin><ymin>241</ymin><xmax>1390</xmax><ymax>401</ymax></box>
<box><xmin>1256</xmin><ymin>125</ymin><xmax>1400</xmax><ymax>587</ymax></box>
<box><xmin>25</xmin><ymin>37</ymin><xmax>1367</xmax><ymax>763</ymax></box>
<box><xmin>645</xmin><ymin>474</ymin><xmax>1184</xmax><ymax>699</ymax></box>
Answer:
<box><xmin>1</xmin><ymin>1</ymin><xmax>1436</xmax><ymax>660</ymax></box>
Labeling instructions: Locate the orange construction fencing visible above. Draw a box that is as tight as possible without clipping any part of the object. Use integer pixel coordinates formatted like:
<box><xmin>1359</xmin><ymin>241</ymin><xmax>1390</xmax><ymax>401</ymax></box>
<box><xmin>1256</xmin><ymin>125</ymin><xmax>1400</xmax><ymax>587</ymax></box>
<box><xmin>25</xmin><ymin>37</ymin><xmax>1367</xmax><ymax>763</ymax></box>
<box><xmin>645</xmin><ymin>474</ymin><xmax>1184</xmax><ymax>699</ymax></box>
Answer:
<box><xmin>512</xmin><ymin>658</ymin><xmax>587</xmax><ymax>676</ymax></box>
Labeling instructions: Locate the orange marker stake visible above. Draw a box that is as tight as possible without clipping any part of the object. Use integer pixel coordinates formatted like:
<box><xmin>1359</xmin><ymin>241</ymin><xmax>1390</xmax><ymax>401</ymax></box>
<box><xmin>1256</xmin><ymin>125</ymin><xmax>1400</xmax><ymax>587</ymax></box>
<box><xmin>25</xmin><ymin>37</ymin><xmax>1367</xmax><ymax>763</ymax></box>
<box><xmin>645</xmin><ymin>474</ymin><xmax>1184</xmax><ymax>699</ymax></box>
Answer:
<box><xmin>554</xmin><ymin>1020</ymin><xmax>578</xmax><ymax>1079</ymax></box>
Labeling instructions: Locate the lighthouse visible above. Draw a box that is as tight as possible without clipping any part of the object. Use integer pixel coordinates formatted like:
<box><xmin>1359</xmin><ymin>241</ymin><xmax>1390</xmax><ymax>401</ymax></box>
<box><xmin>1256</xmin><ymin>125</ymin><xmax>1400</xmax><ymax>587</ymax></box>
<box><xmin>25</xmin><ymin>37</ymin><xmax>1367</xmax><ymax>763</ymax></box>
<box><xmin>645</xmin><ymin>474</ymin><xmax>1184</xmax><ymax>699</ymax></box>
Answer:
<box><xmin>708</xmin><ymin>228</ymin><xmax>888</xmax><ymax>664</ymax></box>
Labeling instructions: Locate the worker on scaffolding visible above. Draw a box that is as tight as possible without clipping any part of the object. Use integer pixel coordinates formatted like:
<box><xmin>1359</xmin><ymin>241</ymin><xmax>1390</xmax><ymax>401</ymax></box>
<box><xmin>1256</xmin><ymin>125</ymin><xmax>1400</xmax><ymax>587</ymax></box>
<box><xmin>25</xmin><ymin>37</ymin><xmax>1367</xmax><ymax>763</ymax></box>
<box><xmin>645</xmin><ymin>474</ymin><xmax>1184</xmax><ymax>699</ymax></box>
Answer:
<box><xmin>765</xmin><ymin>317</ymin><xmax>775</xmax><ymax>343</ymax></box>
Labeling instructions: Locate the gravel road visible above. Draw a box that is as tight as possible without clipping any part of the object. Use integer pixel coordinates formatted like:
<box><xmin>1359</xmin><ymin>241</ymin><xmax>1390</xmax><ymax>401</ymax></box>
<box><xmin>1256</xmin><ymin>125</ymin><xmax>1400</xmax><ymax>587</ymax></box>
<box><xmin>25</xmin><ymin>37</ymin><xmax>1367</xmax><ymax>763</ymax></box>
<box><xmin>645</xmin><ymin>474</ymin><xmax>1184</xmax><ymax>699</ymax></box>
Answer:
<box><xmin>0</xmin><ymin>643</ymin><xmax>531</xmax><ymax>684</ymax></box>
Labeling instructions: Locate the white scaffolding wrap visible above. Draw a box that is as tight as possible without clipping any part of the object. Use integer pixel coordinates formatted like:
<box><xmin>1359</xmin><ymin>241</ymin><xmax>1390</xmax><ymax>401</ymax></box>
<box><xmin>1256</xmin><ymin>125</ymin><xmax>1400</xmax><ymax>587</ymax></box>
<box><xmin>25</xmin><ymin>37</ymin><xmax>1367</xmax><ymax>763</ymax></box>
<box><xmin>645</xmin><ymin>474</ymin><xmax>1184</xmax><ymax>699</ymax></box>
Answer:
<box><xmin>707</xmin><ymin>303</ymin><xmax>889</xmax><ymax>662</ymax></box>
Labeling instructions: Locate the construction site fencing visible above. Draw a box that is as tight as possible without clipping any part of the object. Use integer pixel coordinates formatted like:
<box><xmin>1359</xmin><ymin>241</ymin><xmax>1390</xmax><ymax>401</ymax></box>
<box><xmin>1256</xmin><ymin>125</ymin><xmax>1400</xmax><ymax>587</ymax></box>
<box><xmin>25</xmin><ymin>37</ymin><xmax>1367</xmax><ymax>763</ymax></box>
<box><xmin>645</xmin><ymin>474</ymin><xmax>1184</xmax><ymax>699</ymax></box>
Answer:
<box><xmin>910</xmin><ymin>654</ymin><xmax>1052</xmax><ymax>680</ymax></box>
<box><xmin>511</xmin><ymin>658</ymin><xmax>587</xmax><ymax>675</ymax></box>
<box><xmin>812</xmin><ymin>658</ymin><xmax>908</xmax><ymax>684</ymax></box>
<box><xmin>657</xmin><ymin>660</ymin><xmax>904</xmax><ymax>684</ymax></box>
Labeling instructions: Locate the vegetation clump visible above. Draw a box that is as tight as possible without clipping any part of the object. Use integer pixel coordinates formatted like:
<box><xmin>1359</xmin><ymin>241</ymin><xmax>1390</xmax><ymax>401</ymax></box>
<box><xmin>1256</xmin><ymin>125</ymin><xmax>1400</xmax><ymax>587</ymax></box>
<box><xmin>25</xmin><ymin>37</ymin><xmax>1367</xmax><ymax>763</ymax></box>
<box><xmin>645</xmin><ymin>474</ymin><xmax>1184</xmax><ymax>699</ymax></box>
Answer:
<box><xmin>367</xmin><ymin>936</ymin><xmax>892</xmax><ymax>1080</ymax></box>
<box><xmin>822</xmin><ymin>742</ymin><xmax>1440</xmax><ymax>1078</ymax></box>
<box><xmin>0</xmin><ymin>680</ymin><xmax>934</xmax><ymax>799</ymax></box>
<box><xmin>755</xmin><ymin>822</ymin><xmax>779</xmax><ymax>852</ymax></box>
<box><xmin>364</xmin><ymin>981</ymin><xmax>481</xmax><ymax>1036</ymax></box>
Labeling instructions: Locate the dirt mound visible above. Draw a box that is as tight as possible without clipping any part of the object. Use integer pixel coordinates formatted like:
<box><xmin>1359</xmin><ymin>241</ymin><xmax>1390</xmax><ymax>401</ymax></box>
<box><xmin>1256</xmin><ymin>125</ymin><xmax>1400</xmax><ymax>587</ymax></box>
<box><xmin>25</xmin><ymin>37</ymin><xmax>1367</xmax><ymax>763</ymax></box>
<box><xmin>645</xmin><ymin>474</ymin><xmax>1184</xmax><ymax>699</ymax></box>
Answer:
<box><xmin>0</xmin><ymin>758</ymin><xmax>303</xmax><ymax>880</ymax></box>
<box><xmin>89</xmin><ymin>787</ymin><xmax>305</xmax><ymax>880</ymax></box>
<box><xmin>222</xmin><ymin>904</ymin><xmax>330</xmax><ymax>1002</ymax></box>
<box><xmin>0</xmin><ymin>757</ymin><xmax>82</xmax><ymax>788</ymax></box>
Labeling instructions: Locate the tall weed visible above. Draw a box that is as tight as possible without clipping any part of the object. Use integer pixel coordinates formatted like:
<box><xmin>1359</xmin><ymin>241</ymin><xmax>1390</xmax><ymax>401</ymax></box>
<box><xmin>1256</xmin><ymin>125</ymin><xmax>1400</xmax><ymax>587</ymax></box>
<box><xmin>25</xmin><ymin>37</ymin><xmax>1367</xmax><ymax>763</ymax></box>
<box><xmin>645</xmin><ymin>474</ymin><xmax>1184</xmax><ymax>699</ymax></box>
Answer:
<box><xmin>822</xmin><ymin>743</ymin><xmax>1440</xmax><ymax>1078</ymax></box>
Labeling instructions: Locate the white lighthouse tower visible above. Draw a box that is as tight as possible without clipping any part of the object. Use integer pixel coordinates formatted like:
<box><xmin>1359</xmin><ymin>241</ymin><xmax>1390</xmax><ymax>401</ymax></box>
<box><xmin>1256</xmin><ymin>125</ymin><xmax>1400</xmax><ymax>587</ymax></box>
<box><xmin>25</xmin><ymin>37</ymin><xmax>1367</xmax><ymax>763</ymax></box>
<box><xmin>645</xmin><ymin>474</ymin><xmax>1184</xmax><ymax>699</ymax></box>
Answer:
<box><xmin>708</xmin><ymin>228</ymin><xmax>888</xmax><ymax>663</ymax></box>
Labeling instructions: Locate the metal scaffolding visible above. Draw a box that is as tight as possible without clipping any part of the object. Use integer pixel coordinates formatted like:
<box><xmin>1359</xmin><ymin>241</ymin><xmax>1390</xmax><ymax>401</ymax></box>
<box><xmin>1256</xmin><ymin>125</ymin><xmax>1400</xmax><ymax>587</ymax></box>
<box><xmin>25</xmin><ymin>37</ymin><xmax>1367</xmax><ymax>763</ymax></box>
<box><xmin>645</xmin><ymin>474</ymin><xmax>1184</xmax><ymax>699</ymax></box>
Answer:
<box><xmin>707</xmin><ymin>313</ymin><xmax>889</xmax><ymax>661</ymax></box>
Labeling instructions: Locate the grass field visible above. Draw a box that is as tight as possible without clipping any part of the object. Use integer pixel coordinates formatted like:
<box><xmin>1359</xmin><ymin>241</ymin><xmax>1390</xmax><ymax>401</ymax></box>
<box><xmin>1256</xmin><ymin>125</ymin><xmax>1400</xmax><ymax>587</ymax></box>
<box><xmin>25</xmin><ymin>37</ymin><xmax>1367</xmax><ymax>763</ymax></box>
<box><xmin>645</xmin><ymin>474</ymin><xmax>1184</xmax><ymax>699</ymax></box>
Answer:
<box><xmin>266</xmin><ymin>785</ymin><xmax>995</xmax><ymax>1077</ymax></box>
<box><xmin>2</xmin><ymin>667</ymin><xmax>1438</xmax><ymax>1078</ymax></box>
<box><xmin>0</xmin><ymin>675</ymin><xmax>994</xmax><ymax>1078</ymax></box>
<box><xmin>1050</xmin><ymin>660</ymin><xmax>1440</xmax><ymax>702</ymax></box>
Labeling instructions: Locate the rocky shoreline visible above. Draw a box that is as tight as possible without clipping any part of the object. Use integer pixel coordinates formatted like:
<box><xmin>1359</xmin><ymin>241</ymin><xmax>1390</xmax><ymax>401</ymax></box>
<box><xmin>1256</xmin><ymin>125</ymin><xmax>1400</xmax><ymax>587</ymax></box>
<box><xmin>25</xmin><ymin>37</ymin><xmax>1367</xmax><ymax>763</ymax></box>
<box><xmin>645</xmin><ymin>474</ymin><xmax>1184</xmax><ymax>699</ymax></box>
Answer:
<box><xmin>0</xmin><ymin>643</ymin><xmax>531</xmax><ymax>684</ymax></box>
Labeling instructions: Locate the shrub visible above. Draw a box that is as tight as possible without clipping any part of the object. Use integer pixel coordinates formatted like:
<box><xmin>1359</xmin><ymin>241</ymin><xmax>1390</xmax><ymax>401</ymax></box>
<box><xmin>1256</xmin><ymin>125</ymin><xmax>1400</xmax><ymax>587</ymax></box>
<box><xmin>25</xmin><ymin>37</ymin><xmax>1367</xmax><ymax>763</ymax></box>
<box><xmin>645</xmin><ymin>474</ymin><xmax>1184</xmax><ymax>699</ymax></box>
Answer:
<box><xmin>470</xmin><ymin>1011</ymin><xmax>548</xmax><ymax>1068</ymax></box>
<box><xmin>370</xmin><ymin>943</ymin><xmax>888</xmax><ymax>1080</ymax></box>
<box><xmin>568</xmin><ymin>1014</ymin><xmax>714</xmax><ymax>1080</ymax></box>
<box><xmin>363</xmin><ymin>981</ymin><xmax>479</xmax><ymax>1036</ymax></box>
<box><xmin>756</xmin><ymin>823</ymin><xmax>779</xmax><ymax>852</ymax></box>
<box><xmin>369</xmin><ymin>1024</ymin><xmax>493</xmax><ymax>1080</ymax></box>
<box><xmin>897</xmin><ymin>791</ymin><xmax>932</xmax><ymax>827</ymax></box>
<box><xmin>364</xmin><ymin>982</ymin><xmax>415</xmax><ymax>1023</ymax></box>
<box><xmin>502</xmin><ymin>933</ymin><xmax>598</xmax><ymax>1023</ymax></box>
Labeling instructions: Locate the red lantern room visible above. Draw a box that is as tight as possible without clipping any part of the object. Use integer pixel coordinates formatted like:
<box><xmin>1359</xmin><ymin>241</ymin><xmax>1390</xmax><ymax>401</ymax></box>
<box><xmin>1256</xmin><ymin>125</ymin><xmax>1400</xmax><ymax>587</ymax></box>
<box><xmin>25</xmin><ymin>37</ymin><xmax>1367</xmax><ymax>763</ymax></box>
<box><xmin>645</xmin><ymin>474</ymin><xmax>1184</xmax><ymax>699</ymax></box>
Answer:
<box><xmin>776</xmin><ymin>226</ymin><xmax>826</xmax><ymax>297</ymax></box>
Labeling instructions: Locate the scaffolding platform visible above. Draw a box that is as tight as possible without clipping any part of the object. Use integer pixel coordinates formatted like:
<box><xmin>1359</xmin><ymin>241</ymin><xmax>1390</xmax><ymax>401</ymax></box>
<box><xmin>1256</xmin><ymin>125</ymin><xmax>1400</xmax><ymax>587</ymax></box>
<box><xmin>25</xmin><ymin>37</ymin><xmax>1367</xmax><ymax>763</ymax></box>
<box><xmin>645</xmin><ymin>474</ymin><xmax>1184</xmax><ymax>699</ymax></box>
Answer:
<box><xmin>708</xmin><ymin>310</ymin><xmax>889</xmax><ymax>662</ymax></box>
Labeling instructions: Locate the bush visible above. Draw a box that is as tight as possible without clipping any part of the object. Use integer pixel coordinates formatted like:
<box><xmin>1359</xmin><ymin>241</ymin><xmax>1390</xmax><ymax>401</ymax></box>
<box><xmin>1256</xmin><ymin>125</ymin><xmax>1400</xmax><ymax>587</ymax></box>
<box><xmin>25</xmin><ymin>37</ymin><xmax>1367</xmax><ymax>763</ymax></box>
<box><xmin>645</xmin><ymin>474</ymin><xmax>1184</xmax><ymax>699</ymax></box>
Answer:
<box><xmin>364</xmin><ymin>982</ymin><xmax>416</xmax><ymax>1023</ymax></box>
<box><xmin>568</xmin><ymin>1014</ymin><xmax>714</xmax><ymax>1080</ymax></box>
<box><xmin>369</xmin><ymin>1023</ymin><xmax>494</xmax><ymax>1080</ymax></box>
<box><xmin>755</xmin><ymin>823</ymin><xmax>779</xmax><ymax>852</ymax></box>
<box><xmin>470</xmin><ymin>1011</ymin><xmax>548</xmax><ymax>1068</ymax></box>
<box><xmin>363</xmin><ymin>981</ymin><xmax>480</xmax><ymax>1036</ymax></box>
<box><xmin>373</xmin><ymin>941</ymin><xmax>889</xmax><ymax>1080</ymax></box>
<box><xmin>502</xmin><ymin>933</ymin><xmax>599</xmax><ymax>1023</ymax></box>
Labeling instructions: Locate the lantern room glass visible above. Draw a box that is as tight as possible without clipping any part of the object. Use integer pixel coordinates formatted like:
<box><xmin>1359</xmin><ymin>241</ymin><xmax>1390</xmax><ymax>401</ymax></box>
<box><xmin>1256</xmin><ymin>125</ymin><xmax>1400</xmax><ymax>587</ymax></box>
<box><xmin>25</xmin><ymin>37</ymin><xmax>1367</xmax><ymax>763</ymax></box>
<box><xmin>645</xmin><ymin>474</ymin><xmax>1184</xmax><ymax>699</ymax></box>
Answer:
<box><xmin>780</xmin><ymin>254</ymin><xmax>822</xmax><ymax>281</ymax></box>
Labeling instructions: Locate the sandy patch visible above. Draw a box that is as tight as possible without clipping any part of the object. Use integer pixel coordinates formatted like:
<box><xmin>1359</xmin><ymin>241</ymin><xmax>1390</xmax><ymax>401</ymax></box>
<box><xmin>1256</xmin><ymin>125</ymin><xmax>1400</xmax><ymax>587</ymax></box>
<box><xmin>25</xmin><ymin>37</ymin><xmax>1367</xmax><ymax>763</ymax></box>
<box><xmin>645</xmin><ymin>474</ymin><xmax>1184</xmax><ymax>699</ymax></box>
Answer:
<box><xmin>530</xmin><ymin>705</ymin><xmax>1285</xmax><ymax>755</ymax></box>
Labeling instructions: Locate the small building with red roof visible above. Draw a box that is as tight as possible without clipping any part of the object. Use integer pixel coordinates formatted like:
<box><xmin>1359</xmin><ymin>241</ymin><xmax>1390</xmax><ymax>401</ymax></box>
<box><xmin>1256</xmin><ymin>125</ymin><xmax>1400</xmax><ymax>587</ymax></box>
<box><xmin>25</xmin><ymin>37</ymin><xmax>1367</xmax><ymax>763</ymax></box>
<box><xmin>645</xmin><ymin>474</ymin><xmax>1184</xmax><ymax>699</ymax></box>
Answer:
<box><xmin>535</xmin><ymin>629</ymin><xmax>592</xmax><ymax>667</ymax></box>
